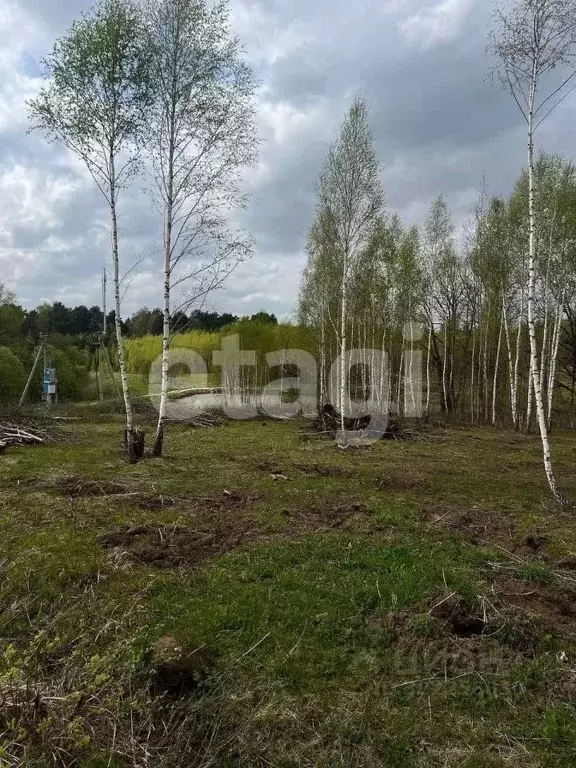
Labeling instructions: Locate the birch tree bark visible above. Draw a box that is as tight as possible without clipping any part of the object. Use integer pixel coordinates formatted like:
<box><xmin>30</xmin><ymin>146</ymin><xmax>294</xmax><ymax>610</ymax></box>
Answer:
<box><xmin>147</xmin><ymin>0</ymin><xmax>257</xmax><ymax>456</ymax></box>
<box><xmin>313</xmin><ymin>96</ymin><xmax>383</xmax><ymax>444</ymax></box>
<box><xmin>490</xmin><ymin>0</ymin><xmax>576</xmax><ymax>502</ymax></box>
<box><xmin>28</xmin><ymin>0</ymin><xmax>153</xmax><ymax>462</ymax></box>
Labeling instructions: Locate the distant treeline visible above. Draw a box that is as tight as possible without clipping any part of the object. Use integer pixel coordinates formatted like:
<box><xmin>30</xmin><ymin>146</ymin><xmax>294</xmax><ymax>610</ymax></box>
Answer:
<box><xmin>2</xmin><ymin>299</ymin><xmax>279</xmax><ymax>345</ymax></box>
<box><xmin>0</xmin><ymin>290</ymin><xmax>284</xmax><ymax>403</ymax></box>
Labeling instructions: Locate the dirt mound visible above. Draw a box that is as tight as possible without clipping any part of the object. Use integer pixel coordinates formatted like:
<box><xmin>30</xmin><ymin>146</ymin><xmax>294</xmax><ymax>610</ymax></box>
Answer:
<box><xmin>492</xmin><ymin>578</ymin><xmax>576</xmax><ymax>628</ymax></box>
<box><xmin>150</xmin><ymin>634</ymin><xmax>216</xmax><ymax>695</ymax></box>
<box><xmin>422</xmin><ymin>505</ymin><xmax>550</xmax><ymax>557</ymax></box>
<box><xmin>428</xmin><ymin>591</ymin><xmax>488</xmax><ymax>638</ymax></box>
<box><xmin>424</xmin><ymin>583</ymin><xmax>576</xmax><ymax>655</ymax></box>
<box><xmin>99</xmin><ymin>521</ymin><xmax>260</xmax><ymax>568</ymax></box>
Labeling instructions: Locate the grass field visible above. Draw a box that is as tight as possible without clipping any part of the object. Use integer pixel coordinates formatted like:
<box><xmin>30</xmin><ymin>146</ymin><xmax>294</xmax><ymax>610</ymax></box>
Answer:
<box><xmin>1</xmin><ymin>414</ymin><xmax>576</xmax><ymax>766</ymax></box>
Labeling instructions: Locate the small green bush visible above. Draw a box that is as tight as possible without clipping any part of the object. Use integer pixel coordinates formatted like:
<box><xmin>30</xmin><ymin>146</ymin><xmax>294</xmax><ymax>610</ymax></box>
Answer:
<box><xmin>0</xmin><ymin>346</ymin><xmax>26</xmax><ymax>402</ymax></box>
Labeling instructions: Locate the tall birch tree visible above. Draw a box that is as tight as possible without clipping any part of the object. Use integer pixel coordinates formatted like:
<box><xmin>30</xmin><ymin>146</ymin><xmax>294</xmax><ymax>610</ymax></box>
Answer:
<box><xmin>28</xmin><ymin>0</ymin><xmax>152</xmax><ymax>462</ymax></box>
<box><xmin>490</xmin><ymin>0</ymin><xmax>576</xmax><ymax>502</ymax></box>
<box><xmin>315</xmin><ymin>95</ymin><xmax>383</xmax><ymax>441</ymax></box>
<box><xmin>146</xmin><ymin>0</ymin><xmax>257</xmax><ymax>456</ymax></box>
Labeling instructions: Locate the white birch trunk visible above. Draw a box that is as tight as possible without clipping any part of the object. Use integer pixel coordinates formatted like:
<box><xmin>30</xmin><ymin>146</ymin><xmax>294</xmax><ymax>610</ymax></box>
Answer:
<box><xmin>109</xmin><ymin>151</ymin><xmax>134</xmax><ymax>458</ymax></box>
<box><xmin>425</xmin><ymin>322</ymin><xmax>432</xmax><ymax>420</ymax></box>
<box><xmin>502</xmin><ymin>297</ymin><xmax>517</xmax><ymax>429</ymax></box>
<box><xmin>492</xmin><ymin>314</ymin><xmax>503</xmax><ymax>426</ymax></box>
<box><xmin>482</xmin><ymin>313</ymin><xmax>490</xmax><ymax>422</ymax></box>
<box><xmin>470</xmin><ymin>309</ymin><xmax>476</xmax><ymax>425</ymax></box>
<box><xmin>442</xmin><ymin>322</ymin><xmax>448</xmax><ymax>413</ymax></box>
<box><xmin>547</xmin><ymin>294</ymin><xmax>564</xmax><ymax>428</ymax></box>
<box><xmin>339</xmin><ymin>255</ymin><xmax>348</xmax><ymax>438</ymax></box>
<box><xmin>512</xmin><ymin>293</ymin><xmax>523</xmax><ymax>431</ymax></box>
<box><xmin>526</xmin><ymin>77</ymin><xmax>562</xmax><ymax>502</ymax></box>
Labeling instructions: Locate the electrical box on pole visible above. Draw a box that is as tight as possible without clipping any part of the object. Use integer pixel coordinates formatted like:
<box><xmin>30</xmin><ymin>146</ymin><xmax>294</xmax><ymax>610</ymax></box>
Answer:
<box><xmin>43</xmin><ymin>367</ymin><xmax>58</xmax><ymax>406</ymax></box>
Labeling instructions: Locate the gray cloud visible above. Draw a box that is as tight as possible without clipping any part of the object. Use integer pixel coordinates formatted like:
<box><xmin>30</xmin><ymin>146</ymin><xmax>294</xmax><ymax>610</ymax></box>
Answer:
<box><xmin>0</xmin><ymin>0</ymin><xmax>574</xmax><ymax>320</ymax></box>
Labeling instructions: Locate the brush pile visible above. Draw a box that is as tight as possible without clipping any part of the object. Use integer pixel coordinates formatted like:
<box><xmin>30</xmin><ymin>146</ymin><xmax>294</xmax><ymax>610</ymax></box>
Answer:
<box><xmin>0</xmin><ymin>415</ymin><xmax>62</xmax><ymax>453</ymax></box>
<box><xmin>311</xmin><ymin>403</ymin><xmax>420</xmax><ymax>440</ymax></box>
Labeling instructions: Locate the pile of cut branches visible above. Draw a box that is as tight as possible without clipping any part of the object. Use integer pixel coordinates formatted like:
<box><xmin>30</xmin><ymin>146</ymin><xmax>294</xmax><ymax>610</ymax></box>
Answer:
<box><xmin>0</xmin><ymin>414</ymin><xmax>65</xmax><ymax>453</ymax></box>
<box><xmin>309</xmin><ymin>404</ymin><xmax>420</xmax><ymax>441</ymax></box>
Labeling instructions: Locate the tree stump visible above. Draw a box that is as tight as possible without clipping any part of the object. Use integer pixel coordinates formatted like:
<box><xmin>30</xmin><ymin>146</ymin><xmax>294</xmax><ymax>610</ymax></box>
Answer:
<box><xmin>124</xmin><ymin>428</ymin><xmax>145</xmax><ymax>463</ymax></box>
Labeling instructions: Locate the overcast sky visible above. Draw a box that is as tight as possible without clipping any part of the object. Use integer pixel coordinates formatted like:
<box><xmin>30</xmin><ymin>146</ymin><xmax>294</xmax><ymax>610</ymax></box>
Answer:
<box><xmin>1</xmin><ymin>0</ymin><xmax>575</xmax><ymax>320</ymax></box>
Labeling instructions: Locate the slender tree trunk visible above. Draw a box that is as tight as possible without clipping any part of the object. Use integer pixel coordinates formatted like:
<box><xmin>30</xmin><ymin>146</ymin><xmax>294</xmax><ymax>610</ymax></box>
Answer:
<box><xmin>449</xmin><ymin>315</ymin><xmax>456</xmax><ymax>412</ymax></box>
<box><xmin>319</xmin><ymin>309</ymin><xmax>326</xmax><ymax>407</ymax></box>
<box><xmin>476</xmin><ymin>301</ymin><xmax>484</xmax><ymax>424</ymax></box>
<box><xmin>153</xmin><ymin>201</ymin><xmax>172</xmax><ymax>457</ymax></box>
<box><xmin>502</xmin><ymin>297</ymin><xmax>516</xmax><ymax>429</ymax></box>
<box><xmin>339</xmin><ymin>256</ymin><xmax>348</xmax><ymax>438</ymax></box>
<box><xmin>539</xmin><ymin>210</ymin><xmax>557</xmax><ymax>413</ymax></box>
<box><xmin>526</xmin><ymin>85</ymin><xmax>562</xmax><ymax>502</ymax></box>
<box><xmin>470</xmin><ymin>303</ymin><xmax>476</xmax><ymax>425</ymax></box>
<box><xmin>547</xmin><ymin>294</ymin><xmax>564</xmax><ymax>429</ymax></box>
<box><xmin>380</xmin><ymin>329</ymin><xmax>387</xmax><ymax>413</ymax></box>
<box><xmin>425</xmin><ymin>322</ymin><xmax>432</xmax><ymax>420</ymax></box>
<box><xmin>482</xmin><ymin>312</ymin><xmax>490</xmax><ymax>422</ymax></box>
<box><xmin>110</xmin><ymin>151</ymin><xmax>136</xmax><ymax>462</ymax></box>
<box><xmin>513</xmin><ymin>293</ymin><xmax>523</xmax><ymax>431</ymax></box>
<box><xmin>492</xmin><ymin>313</ymin><xmax>503</xmax><ymax>426</ymax></box>
<box><xmin>442</xmin><ymin>322</ymin><xmax>448</xmax><ymax>413</ymax></box>
<box><xmin>397</xmin><ymin>328</ymin><xmax>405</xmax><ymax>416</ymax></box>
<box><xmin>526</xmin><ymin>355</ymin><xmax>533</xmax><ymax>432</ymax></box>
<box><xmin>407</xmin><ymin>316</ymin><xmax>417</xmax><ymax>417</ymax></box>
<box><xmin>470</xmin><ymin>331</ymin><xmax>476</xmax><ymax>425</ymax></box>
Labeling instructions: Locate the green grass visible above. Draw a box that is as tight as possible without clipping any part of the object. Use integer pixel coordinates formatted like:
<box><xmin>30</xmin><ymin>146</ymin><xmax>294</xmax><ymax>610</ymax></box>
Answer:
<box><xmin>1</xmin><ymin>416</ymin><xmax>576</xmax><ymax>766</ymax></box>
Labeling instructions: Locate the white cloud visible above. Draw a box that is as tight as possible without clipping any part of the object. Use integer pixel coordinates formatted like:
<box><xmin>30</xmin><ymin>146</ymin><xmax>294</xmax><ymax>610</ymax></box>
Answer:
<box><xmin>399</xmin><ymin>0</ymin><xmax>473</xmax><ymax>48</ymax></box>
<box><xmin>0</xmin><ymin>0</ymin><xmax>571</xmax><ymax>321</ymax></box>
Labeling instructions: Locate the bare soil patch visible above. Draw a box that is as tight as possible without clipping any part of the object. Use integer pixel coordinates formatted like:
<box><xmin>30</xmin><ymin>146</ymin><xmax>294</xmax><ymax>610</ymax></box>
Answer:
<box><xmin>422</xmin><ymin>504</ymin><xmax>550</xmax><ymax>557</ymax></box>
<box><xmin>373</xmin><ymin>582</ymin><xmax>576</xmax><ymax>672</ymax></box>
<box><xmin>427</xmin><ymin>591</ymin><xmax>490</xmax><ymax>638</ymax></box>
<box><xmin>491</xmin><ymin>577</ymin><xmax>576</xmax><ymax>630</ymax></box>
<box><xmin>370</xmin><ymin>596</ymin><xmax>524</xmax><ymax>680</ymax></box>
<box><xmin>99</xmin><ymin>520</ymin><xmax>261</xmax><ymax>569</ymax></box>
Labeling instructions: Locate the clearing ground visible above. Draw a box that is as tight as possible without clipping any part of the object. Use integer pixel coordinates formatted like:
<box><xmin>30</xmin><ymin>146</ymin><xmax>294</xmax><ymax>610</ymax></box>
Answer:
<box><xmin>1</xmin><ymin>416</ymin><xmax>576</xmax><ymax>766</ymax></box>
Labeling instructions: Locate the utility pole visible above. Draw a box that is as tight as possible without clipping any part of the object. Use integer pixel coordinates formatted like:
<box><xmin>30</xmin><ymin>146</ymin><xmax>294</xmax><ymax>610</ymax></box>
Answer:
<box><xmin>19</xmin><ymin>341</ymin><xmax>44</xmax><ymax>407</ymax></box>
<box><xmin>19</xmin><ymin>335</ymin><xmax>57</xmax><ymax>407</ymax></box>
<box><xmin>94</xmin><ymin>266</ymin><xmax>120</xmax><ymax>401</ymax></box>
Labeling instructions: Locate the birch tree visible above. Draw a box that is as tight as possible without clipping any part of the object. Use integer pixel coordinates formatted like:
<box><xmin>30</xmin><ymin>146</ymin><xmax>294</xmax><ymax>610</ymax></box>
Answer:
<box><xmin>28</xmin><ymin>0</ymin><xmax>152</xmax><ymax>462</ymax></box>
<box><xmin>315</xmin><ymin>96</ymin><xmax>383</xmax><ymax>441</ymax></box>
<box><xmin>146</xmin><ymin>0</ymin><xmax>257</xmax><ymax>456</ymax></box>
<box><xmin>490</xmin><ymin>0</ymin><xmax>576</xmax><ymax>502</ymax></box>
<box><xmin>422</xmin><ymin>196</ymin><xmax>465</xmax><ymax>414</ymax></box>
<box><xmin>299</xmin><ymin>212</ymin><xmax>341</xmax><ymax>408</ymax></box>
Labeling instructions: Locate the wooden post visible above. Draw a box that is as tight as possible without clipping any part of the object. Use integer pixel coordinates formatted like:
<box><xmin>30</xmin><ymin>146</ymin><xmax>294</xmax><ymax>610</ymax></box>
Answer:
<box><xmin>19</xmin><ymin>344</ymin><xmax>44</xmax><ymax>407</ymax></box>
